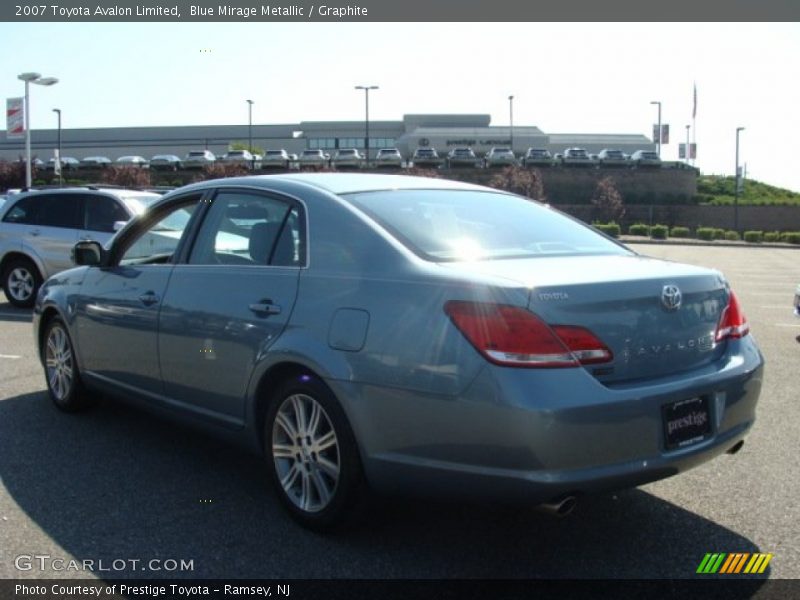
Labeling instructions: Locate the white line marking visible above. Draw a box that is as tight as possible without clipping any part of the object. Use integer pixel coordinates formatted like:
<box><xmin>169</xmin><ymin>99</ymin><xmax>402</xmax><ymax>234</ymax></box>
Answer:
<box><xmin>0</xmin><ymin>354</ymin><xmax>21</xmax><ymax>359</ymax></box>
<box><xmin>773</xmin><ymin>323</ymin><xmax>800</xmax><ymax>328</ymax></box>
<box><xmin>758</xmin><ymin>305</ymin><xmax>795</xmax><ymax>309</ymax></box>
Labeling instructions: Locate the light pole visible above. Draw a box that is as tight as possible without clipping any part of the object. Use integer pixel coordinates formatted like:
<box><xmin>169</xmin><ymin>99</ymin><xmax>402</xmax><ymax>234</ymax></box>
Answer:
<box><xmin>684</xmin><ymin>124</ymin><xmax>690</xmax><ymax>166</ymax></box>
<box><xmin>18</xmin><ymin>72</ymin><xmax>59</xmax><ymax>188</ymax></box>
<box><xmin>734</xmin><ymin>126</ymin><xmax>745</xmax><ymax>233</ymax></box>
<box><xmin>53</xmin><ymin>108</ymin><xmax>62</xmax><ymax>183</ymax></box>
<box><xmin>355</xmin><ymin>85</ymin><xmax>378</xmax><ymax>166</ymax></box>
<box><xmin>650</xmin><ymin>100</ymin><xmax>662</xmax><ymax>158</ymax></box>
<box><xmin>246</xmin><ymin>99</ymin><xmax>254</xmax><ymax>169</ymax></box>
<box><xmin>508</xmin><ymin>95</ymin><xmax>514</xmax><ymax>157</ymax></box>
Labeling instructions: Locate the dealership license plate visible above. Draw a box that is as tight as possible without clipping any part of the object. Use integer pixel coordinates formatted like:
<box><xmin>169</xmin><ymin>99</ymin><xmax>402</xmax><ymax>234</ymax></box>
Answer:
<box><xmin>663</xmin><ymin>396</ymin><xmax>712</xmax><ymax>449</ymax></box>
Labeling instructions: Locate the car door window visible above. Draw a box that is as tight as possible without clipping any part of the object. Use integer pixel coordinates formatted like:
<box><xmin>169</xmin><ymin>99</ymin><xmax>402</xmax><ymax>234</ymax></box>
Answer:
<box><xmin>188</xmin><ymin>191</ymin><xmax>304</xmax><ymax>267</ymax></box>
<box><xmin>84</xmin><ymin>195</ymin><xmax>130</xmax><ymax>232</ymax></box>
<box><xmin>2</xmin><ymin>194</ymin><xmax>80</xmax><ymax>228</ymax></box>
<box><xmin>118</xmin><ymin>197</ymin><xmax>201</xmax><ymax>265</ymax></box>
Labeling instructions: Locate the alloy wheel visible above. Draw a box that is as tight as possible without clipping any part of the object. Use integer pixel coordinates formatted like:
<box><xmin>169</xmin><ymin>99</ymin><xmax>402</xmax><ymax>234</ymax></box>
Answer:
<box><xmin>271</xmin><ymin>393</ymin><xmax>340</xmax><ymax>513</ymax></box>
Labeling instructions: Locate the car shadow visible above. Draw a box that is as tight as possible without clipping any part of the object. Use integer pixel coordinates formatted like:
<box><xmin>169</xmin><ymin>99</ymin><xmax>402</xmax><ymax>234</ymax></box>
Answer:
<box><xmin>0</xmin><ymin>391</ymin><xmax>768</xmax><ymax>584</ymax></box>
<box><xmin>0</xmin><ymin>294</ymin><xmax>33</xmax><ymax>323</ymax></box>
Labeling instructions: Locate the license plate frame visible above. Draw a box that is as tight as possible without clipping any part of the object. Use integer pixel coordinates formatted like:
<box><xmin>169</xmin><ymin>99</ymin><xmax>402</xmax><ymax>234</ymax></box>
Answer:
<box><xmin>662</xmin><ymin>396</ymin><xmax>712</xmax><ymax>450</ymax></box>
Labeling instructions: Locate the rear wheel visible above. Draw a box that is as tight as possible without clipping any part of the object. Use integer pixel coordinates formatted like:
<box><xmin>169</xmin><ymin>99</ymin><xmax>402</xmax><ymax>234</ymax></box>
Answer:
<box><xmin>265</xmin><ymin>375</ymin><xmax>363</xmax><ymax>530</ymax></box>
<box><xmin>42</xmin><ymin>318</ymin><xmax>94</xmax><ymax>412</ymax></box>
<box><xmin>3</xmin><ymin>257</ymin><xmax>42</xmax><ymax>308</ymax></box>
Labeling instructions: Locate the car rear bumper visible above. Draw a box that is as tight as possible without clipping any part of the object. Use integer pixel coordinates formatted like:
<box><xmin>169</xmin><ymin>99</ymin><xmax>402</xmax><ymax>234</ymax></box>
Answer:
<box><xmin>335</xmin><ymin>337</ymin><xmax>763</xmax><ymax>504</ymax></box>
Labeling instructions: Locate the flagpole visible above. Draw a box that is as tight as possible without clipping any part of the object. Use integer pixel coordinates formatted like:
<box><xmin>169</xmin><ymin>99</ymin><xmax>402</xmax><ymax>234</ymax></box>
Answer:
<box><xmin>692</xmin><ymin>83</ymin><xmax>697</xmax><ymax>167</ymax></box>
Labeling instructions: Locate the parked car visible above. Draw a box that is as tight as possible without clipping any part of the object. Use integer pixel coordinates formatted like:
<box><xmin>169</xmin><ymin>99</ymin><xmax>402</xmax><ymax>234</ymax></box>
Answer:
<box><xmin>221</xmin><ymin>150</ymin><xmax>258</xmax><ymax>169</ymax></box>
<box><xmin>0</xmin><ymin>186</ymin><xmax>160</xmax><ymax>307</ymax></box>
<box><xmin>261</xmin><ymin>149</ymin><xmax>291</xmax><ymax>169</ymax></box>
<box><xmin>522</xmin><ymin>148</ymin><xmax>553</xmax><ymax>167</ymax></box>
<box><xmin>561</xmin><ymin>148</ymin><xmax>592</xmax><ymax>166</ymax></box>
<box><xmin>149</xmin><ymin>155</ymin><xmax>183</xmax><ymax>171</ymax></box>
<box><xmin>794</xmin><ymin>284</ymin><xmax>800</xmax><ymax>317</ymax></box>
<box><xmin>33</xmin><ymin>173</ymin><xmax>762</xmax><ymax>530</ymax></box>
<box><xmin>332</xmin><ymin>148</ymin><xmax>364</xmax><ymax>169</ymax></box>
<box><xmin>446</xmin><ymin>147</ymin><xmax>479</xmax><ymax>168</ymax></box>
<box><xmin>183</xmin><ymin>150</ymin><xmax>216</xmax><ymax>169</ymax></box>
<box><xmin>46</xmin><ymin>157</ymin><xmax>80</xmax><ymax>171</ymax></box>
<box><xmin>411</xmin><ymin>147</ymin><xmax>441</xmax><ymax>167</ymax></box>
<box><xmin>374</xmin><ymin>148</ymin><xmax>403</xmax><ymax>169</ymax></box>
<box><xmin>298</xmin><ymin>149</ymin><xmax>330</xmax><ymax>168</ymax></box>
<box><xmin>484</xmin><ymin>147</ymin><xmax>517</xmax><ymax>168</ymax></box>
<box><xmin>115</xmin><ymin>156</ymin><xmax>150</xmax><ymax>169</ymax></box>
<box><xmin>598</xmin><ymin>149</ymin><xmax>629</xmax><ymax>167</ymax></box>
<box><xmin>79</xmin><ymin>156</ymin><xmax>112</xmax><ymax>169</ymax></box>
<box><xmin>630</xmin><ymin>150</ymin><xmax>662</xmax><ymax>168</ymax></box>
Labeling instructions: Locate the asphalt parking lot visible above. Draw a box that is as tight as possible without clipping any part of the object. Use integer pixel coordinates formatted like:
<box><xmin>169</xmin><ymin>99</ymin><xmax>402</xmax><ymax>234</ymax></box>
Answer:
<box><xmin>0</xmin><ymin>243</ymin><xmax>798</xmax><ymax>581</ymax></box>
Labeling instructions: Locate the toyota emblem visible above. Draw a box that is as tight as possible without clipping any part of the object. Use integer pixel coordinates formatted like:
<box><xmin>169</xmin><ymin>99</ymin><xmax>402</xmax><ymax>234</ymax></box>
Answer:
<box><xmin>661</xmin><ymin>285</ymin><xmax>682</xmax><ymax>311</ymax></box>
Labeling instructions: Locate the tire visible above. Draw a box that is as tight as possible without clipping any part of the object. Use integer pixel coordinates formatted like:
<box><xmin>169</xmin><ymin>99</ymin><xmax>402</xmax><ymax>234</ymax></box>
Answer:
<box><xmin>3</xmin><ymin>256</ymin><xmax>42</xmax><ymax>308</ymax></box>
<box><xmin>42</xmin><ymin>317</ymin><xmax>94</xmax><ymax>412</ymax></box>
<box><xmin>265</xmin><ymin>375</ymin><xmax>364</xmax><ymax>530</ymax></box>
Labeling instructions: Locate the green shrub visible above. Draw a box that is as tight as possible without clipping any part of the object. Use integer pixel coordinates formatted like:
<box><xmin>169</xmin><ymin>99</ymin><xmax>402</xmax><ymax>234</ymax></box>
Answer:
<box><xmin>724</xmin><ymin>231</ymin><xmax>740</xmax><ymax>241</ymax></box>
<box><xmin>650</xmin><ymin>224</ymin><xmax>669</xmax><ymax>240</ymax></box>
<box><xmin>743</xmin><ymin>231</ymin><xmax>763</xmax><ymax>243</ymax></box>
<box><xmin>763</xmin><ymin>231</ymin><xmax>779</xmax><ymax>242</ymax></box>
<box><xmin>593</xmin><ymin>222</ymin><xmax>621</xmax><ymax>238</ymax></box>
<box><xmin>713</xmin><ymin>228</ymin><xmax>726</xmax><ymax>240</ymax></box>
<box><xmin>696</xmin><ymin>227</ymin><xmax>715</xmax><ymax>241</ymax></box>
<box><xmin>780</xmin><ymin>232</ymin><xmax>800</xmax><ymax>245</ymax></box>
<box><xmin>670</xmin><ymin>226</ymin><xmax>691</xmax><ymax>238</ymax></box>
<box><xmin>628</xmin><ymin>223</ymin><xmax>650</xmax><ymax>236</ymax></box>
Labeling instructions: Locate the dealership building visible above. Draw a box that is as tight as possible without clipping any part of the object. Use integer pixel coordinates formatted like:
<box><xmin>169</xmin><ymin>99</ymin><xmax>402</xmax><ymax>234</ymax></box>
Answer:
<box><xmin>0</xmin><ymin>113</ymin><xmax>654</xmax><ymax>162</ymax></box>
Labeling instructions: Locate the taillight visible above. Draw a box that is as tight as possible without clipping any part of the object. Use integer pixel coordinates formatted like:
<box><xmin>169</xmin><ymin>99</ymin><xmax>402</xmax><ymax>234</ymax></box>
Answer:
<box><xmin>715</xmin><ymin>290</ymin><xmax>750</xmax><ymax>342</ymax></box>
<box><xmin>444</xmin><ymin>301</ymin><xmax>612</xmax><ymax>368</ymax></box>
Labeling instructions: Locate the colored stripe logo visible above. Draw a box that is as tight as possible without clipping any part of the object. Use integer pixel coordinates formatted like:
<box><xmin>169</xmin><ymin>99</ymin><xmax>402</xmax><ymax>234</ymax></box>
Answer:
<box><xmin>696</xmin><ymin>553</ymin><xmax>773</xmax><ymax>574</ymax></box>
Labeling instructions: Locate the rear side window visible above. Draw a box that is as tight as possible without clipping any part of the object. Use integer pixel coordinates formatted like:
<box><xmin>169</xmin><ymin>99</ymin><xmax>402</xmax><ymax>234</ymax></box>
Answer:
<box><xmin>188</xmin><ymin>191</ymin><xmax>304</xmax><ymax>267</ymax></box>
<box><xmin>343</xmin><ymin>189</ymin><xmax>631</xmax><ymax>262</ymax></box>
<box><xmin>84</xmin><ymin>195</ymin><xmax>130</xmax><ymax>232</ymax></box>
<box><xmin>2</xmin><ymin>194</ymin><xmax>80</xmax><ymax>228</ymax></box>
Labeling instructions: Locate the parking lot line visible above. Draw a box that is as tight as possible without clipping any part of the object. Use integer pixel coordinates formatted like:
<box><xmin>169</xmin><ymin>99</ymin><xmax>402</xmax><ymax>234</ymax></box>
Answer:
<box><xmin>773</xmin><ymin>323</ymin><xmax>800</xmax><ymax>328</ymax></box>
<box><xmin>0</xmin><ymin>354</ymin><xmax>21</xmax><ymax>359</ymax></box>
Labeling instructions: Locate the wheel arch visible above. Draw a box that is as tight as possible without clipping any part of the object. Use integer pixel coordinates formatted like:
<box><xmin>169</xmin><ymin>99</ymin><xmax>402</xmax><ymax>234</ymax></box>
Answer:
<box><xmin>1</xmin><ymin>251</ymin><xmax>46</xmax><ymax>283</ymax></box>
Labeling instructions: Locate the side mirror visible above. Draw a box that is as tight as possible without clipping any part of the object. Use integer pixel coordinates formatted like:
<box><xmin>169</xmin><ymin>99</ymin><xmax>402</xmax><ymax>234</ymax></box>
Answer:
<box><xmin>73</xmin><ymin>241</ymin><xmax>104</xmax><ymax>266</ymax></box>
<box><xmin>112</xmin><ymin>220</ymin><xmax>127</xmax><ymax>232</ymax></box>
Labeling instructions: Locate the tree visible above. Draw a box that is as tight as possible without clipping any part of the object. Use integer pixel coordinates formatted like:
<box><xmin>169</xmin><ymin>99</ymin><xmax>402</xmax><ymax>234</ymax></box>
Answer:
<box><xmin>230</xmin><ymin>141</ymin><xmax>266</xmax><ymax>156</ymax></box>
<box><xmin>591</xmin><ymin>176</ymin><xmax>625</xmax><ymax>223</ymax></box>
<box><xmin>488</xmin><ymin>166</ymin><xmax>545</xmax><ymax>200</ymax></box>
<box><xmin>0</xmin><ymin>160</ymin><xmax>28</xmax><ymax>189</ymax></box>
<box><xmin>192</xmin><ymin>162</ymin><xmax>249</xmax><ymax>182</ymax></box>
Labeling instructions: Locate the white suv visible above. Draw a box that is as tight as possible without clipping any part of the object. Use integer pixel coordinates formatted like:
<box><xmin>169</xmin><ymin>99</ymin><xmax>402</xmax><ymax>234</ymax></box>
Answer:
<box><xmin>0</xmin><ymin>187</ymin><xmax>159</xmax><ymax>307</ymax></box>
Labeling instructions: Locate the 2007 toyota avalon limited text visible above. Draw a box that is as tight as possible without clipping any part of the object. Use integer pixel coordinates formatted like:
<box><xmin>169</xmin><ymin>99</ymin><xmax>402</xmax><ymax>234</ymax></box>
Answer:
<box><xmin>33</xmin><ymin>173</ymin><xmax>763</xmax><ymax>529</ymax></box>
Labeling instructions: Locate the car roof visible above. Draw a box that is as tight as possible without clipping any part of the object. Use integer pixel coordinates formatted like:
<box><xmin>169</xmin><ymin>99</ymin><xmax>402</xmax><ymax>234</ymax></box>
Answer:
<box><xmin>174</xmin><ymin>173</ymin><xmax>490</xmax><ymax>196</ymax></box>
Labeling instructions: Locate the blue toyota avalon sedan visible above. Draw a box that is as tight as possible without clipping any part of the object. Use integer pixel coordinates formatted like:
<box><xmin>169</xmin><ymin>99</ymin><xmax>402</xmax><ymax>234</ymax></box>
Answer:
<box><xmin>33</xmin><ymin>173</ymin><xmax>764</xmax><ymax>529</ymax></box>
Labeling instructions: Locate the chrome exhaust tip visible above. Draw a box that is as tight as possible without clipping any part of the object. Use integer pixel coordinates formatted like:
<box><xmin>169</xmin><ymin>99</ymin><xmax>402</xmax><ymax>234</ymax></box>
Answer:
<box><xmin>537</xmin><ymin>495</ymin><xmax>577</xmax><ymax>518</ymax></box>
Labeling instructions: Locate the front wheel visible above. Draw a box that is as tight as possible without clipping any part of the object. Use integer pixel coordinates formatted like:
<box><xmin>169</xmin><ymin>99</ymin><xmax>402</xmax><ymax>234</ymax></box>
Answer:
<box><xmin>265</xmin><ymin>376</ymin><xmax>363</xmax><ymax>530</ymax></box>
<box><xmin>42</xmin><ymin>318</ymin><xmax>94</xmax><ymax>412</ymax></box>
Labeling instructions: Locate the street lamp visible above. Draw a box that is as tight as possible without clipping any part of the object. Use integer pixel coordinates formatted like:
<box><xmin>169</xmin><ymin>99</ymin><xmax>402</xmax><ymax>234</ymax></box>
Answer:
<box><xmin>52</xmin><ymin>108</ymin><xmax>62</xmax><ymax>183</ymax></box>
<box><xmin>246</xmin><ymin>99</ymin><xmax>254</xmax><ymax>169</ymax></box>
<box><xmin>355</xmin><ymin>85</ymin><xmax>378</xmax><ymax>165</ymax></box>
<box><xmin>650</xmin><ymin>100</ymin><xmax>662</xmax><ymax>158</ymax></box>
<box><xmin>508</xmin><ymin>95</ymin><xmax>514</xmax><ymax>157</ymax></box>
<box><xmin>684</xmin><ymin>124</ymin><xmax>690</xmax><ymax>166</ymax></box>
<box><xmin>18</xmin><ymin>72</ymin><xmax>58</xmax><ymax>188</ymax></box>
<box><xmin>735</xmin><ymin>126</ymin><xmax>745</xmax><ymax>232</ymax></box>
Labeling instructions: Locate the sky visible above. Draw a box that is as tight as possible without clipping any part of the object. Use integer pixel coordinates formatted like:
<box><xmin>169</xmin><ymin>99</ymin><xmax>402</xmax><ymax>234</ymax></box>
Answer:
<box><xmin>1</xmin><ymin>22</ymin><xmax>799</xmax><ymax>192</ymax></box>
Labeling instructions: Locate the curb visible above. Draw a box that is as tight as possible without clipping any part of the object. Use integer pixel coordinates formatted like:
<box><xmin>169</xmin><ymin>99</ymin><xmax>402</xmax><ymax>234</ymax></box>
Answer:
<box><xmin>620</xmin><ymin>236</ymin><xmax>800</xmax><ymax>250</ymax></box>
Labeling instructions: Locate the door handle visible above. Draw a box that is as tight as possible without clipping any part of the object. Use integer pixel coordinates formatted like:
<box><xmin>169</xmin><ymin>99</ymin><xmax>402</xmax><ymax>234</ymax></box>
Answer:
<box><xmin>139</xmin><ymin>292</ymin><xmax>160</xmax><ymax>306</ymax></box>
<box><xmin>249</xmin><ymin>300</ymin><xmax>281</xmax><ymax>315</ymax></box>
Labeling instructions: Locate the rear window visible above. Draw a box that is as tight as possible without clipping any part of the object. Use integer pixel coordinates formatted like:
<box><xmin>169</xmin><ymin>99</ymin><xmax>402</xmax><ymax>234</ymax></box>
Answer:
<box><xmin>343</xmin><ymin>190</ymin><xmax>630</xmax><ymax>262</ymax></box>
